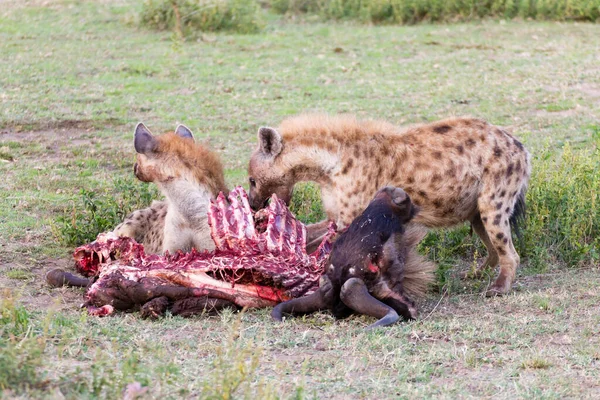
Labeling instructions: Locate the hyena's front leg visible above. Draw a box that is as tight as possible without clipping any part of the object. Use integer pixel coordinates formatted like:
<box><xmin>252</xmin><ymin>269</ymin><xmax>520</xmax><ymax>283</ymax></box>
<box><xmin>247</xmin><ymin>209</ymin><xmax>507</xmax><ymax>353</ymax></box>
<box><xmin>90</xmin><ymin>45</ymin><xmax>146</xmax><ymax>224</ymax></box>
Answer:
<box><xmin>305</xmin><ymin>220</ymin><xmax>333</xmax><ymax>254</ymax></box>
<box><xmin>462</xmin><ymin>214</ymin><xmax>499</xmax><ymax>279</ymax></box>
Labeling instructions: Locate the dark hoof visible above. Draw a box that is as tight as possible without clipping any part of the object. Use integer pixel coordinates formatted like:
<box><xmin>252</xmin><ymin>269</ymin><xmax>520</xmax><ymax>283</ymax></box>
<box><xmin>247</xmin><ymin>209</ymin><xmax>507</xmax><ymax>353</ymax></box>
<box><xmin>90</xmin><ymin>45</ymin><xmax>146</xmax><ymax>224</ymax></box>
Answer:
<box><xmin>140</xmin><ymin>296</ymin><xmax>169</xmax><ymax>320</ymax></box>
<box><xmin>390</xmin><ymin>188</ymin><xmax>408</xmax><ymax>205</ymax></box>
<box><xmin>46</xmin><ymin>269</ymin><xmax>90</xmax><ymax>288</ymax></box>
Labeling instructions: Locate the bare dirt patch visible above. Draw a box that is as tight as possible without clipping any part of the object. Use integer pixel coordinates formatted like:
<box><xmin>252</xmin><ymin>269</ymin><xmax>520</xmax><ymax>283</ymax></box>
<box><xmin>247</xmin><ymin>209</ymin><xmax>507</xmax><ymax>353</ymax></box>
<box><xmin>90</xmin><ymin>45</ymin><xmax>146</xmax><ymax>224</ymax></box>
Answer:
<box><xmin>576</xmin><ymin>83</ymin><xmax>600</xmax><ymax>99</ymax></box>
<box><xmin>0</xmin><ymin>257</ymin><xmax>83</xmax><ymax>312</ymax></box>
<box><xmin>0</xmin><ymin>118</ymin><xmax>123</xmax><ymax>134</ymax></box>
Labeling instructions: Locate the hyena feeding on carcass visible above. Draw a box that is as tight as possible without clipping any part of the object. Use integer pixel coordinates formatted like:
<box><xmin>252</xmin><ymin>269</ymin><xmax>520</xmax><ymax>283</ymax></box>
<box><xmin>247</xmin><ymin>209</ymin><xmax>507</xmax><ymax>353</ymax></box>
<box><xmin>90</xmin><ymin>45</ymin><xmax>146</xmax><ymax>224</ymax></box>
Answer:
<box><xmin>248</xmin><ymin>114</ymin><xmax>531</xmax><ymax>296</ymax></box>
<box><xmin>47</xmin><ymin>123</ymin><xmax>229</xmax><ymax>288</ymax></box>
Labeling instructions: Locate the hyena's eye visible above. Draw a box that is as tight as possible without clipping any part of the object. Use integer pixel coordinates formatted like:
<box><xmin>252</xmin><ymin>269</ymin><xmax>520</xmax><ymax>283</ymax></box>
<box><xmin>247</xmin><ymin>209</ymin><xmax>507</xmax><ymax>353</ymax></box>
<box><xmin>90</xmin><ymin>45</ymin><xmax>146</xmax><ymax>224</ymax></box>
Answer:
<box><xmin>249</xmin><ymin>178</ymin><xmax>256</xmax><ymax>187</ymax></box>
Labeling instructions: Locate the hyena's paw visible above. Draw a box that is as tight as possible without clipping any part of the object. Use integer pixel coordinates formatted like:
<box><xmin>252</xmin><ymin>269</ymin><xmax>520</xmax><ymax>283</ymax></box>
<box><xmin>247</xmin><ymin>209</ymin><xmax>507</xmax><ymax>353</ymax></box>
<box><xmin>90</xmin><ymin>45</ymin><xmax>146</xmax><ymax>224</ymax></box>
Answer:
<box><xmin>485</xmin><ymin>276</ymin><xmax>512</xmax><ymax>297</ymax></box>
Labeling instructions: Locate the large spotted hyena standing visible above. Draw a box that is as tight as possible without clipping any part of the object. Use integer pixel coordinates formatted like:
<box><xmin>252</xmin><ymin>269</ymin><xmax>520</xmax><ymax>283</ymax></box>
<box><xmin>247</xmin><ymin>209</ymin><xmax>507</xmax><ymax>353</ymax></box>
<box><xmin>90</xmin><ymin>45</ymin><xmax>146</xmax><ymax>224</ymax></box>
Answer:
<box><xmin>248</xmin><ymin>114</ymin><xmax>531</xmax><ymax>296</ymax></box>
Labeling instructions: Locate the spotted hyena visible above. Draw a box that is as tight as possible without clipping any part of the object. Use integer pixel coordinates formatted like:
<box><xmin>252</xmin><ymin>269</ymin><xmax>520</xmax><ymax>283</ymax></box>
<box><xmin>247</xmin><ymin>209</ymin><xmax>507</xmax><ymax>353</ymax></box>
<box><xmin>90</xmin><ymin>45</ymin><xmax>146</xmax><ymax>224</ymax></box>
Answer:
<box><xmin>113</xmin><ymin>123</ymin><xmax>228</xmax><ymax>254</ymax></box>
<box><xmin>248</xmin><ymin>114</ymin><xmax>531</xmax><ymax>296</ymax></box>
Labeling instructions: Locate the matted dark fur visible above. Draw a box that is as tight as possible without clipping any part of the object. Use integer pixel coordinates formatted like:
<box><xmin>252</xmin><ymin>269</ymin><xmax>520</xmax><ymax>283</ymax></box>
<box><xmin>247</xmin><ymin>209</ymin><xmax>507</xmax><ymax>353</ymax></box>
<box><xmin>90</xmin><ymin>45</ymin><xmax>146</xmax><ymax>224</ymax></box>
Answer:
<box><xmin>272</xmin><ymin>187</ymin><xmax>435</xmax><ymax>329</ymax></box>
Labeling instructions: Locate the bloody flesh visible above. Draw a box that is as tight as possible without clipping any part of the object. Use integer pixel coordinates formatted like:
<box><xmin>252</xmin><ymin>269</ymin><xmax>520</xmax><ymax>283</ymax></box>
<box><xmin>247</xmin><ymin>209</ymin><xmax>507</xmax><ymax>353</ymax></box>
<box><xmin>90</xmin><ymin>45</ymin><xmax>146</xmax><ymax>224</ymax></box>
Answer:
<box><xmin>74</xmin><ymin>187</ymin><xmax>336</xmax><ymax>316</ymax></box>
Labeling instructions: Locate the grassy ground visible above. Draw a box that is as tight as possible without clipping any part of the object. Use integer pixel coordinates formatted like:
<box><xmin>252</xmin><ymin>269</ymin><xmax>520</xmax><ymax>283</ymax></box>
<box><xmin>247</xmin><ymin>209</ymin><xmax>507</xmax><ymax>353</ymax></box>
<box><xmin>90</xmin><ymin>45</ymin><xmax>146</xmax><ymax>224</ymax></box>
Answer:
<box><xmin>1</xmin><ymin>0</ymin><xmax>599</xmax><ymax>398</ymax></box>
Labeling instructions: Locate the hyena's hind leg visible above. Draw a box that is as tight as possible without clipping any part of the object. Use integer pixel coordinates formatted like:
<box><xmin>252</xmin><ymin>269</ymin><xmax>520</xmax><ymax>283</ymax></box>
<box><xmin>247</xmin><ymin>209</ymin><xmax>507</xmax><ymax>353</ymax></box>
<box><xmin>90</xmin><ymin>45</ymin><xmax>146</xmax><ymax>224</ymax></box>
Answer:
<box><xmin>113</xmin><ymin>200</ymin><xmax>167</xmax><ymax>254</ymax></box>
<box><xmin>477</xmin><ymin>187</ymin><xmax>526</xmax><ymax>297</ymax></box>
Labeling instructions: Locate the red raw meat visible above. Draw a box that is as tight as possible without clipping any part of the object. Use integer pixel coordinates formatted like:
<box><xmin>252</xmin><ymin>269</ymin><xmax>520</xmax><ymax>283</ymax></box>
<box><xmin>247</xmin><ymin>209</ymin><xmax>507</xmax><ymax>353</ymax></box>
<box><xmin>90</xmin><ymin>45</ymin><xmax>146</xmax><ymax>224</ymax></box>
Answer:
<box><xmin>74</xmin><ymin>187</ymin><xmax>336</xmax><ymax>316</ymax></box>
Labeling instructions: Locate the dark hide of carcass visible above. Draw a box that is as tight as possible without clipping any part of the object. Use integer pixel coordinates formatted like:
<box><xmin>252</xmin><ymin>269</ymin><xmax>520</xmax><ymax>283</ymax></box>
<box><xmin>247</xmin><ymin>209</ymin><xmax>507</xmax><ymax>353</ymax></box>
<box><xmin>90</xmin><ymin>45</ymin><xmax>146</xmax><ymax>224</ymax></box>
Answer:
<box><xmin>271</xmin><ymin>187</ymin><xmax>435</xmax><ymax>329</ymax></box>
<box><xmin>51</xmin><ymin>187</ymin><xmax>336</xmax><ymax>318</ymax></box>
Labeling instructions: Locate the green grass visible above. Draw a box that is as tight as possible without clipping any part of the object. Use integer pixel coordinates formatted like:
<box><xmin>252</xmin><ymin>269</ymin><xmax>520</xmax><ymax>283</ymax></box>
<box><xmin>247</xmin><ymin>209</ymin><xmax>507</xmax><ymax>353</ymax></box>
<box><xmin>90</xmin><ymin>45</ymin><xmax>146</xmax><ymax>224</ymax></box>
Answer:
<box><xmin>1</xmin><ymin>0</ymin><xmax>600</xmax><ymax>398</ymax></box>
<box><xmin>140</xmin><ymin>0</ymin><xmax>265</xmax><ymax>35</ymax></box>
<box><xmin>271</xmin><ymin>0</ymin><xmax>600</xmax><ymax>23</ymax></box>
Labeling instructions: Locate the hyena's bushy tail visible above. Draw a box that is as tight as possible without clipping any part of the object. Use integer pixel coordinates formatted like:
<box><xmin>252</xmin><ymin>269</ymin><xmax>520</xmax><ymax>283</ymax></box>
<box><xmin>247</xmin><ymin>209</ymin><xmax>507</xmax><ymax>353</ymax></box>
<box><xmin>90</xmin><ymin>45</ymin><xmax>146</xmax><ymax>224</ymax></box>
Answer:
<box><xmin>401</xmin><ymin>225</ymin><xmax>436</xmax><ymax>298</ymax></box>
<box><xmin>509</xmin><ymin>185</ymin><xmax>527</xmax><ymax>245</ymax></box>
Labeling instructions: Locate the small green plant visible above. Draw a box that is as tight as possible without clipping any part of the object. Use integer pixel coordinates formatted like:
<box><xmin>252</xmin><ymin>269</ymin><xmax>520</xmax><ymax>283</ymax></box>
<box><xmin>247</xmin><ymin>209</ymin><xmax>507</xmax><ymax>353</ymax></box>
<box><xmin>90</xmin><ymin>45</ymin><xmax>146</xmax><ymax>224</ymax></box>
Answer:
<box><xmin>4</xmin><ymin>269</ymin><xmax>34</xmax><ymax>280</ymax></box>
<box><xmin>524</xmin><ymin>143</ymin><xmax>600</xmax><ymax>270</ymax></box>
<box><xmin>533</xmin><ymin>295</ymin><xmax>553</xmax><ymax>311</ymax></box>
<box><xmin>521</xmin><ymin>358</ymin><xmax>552</xmax><ymax>369</ymax></box>
<box><xmin>140</xmin><ymin>0</ymin><xmax>265</xmax><ymax>35</ymax></box>
<box><xmin>54</xmin><ymin>177</ymin><xmax>160</xmax><ymax>246</ymax></box>
<box><xmin>289</xmin><ymin>182</ymin><xmax>326</xmax><ymax>224</ymax></box>
<box><xmin>270</xmin><ymin>0</ymin><xmax>600</xmax><ymax>23</ymax></box>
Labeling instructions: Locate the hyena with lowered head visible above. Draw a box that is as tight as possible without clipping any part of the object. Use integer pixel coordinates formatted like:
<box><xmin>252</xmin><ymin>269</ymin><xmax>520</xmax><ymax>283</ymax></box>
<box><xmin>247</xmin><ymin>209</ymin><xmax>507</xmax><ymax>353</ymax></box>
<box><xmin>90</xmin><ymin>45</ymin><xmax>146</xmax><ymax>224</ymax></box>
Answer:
<box><xmin>113</xmin><ymin>123</ymin><xmax>228</xmax><ymax>254</ymax></box>
<box><xmin>247</xmin><ymin>114</ymin><xmax>531</xmax><ymax>296</ymax></box>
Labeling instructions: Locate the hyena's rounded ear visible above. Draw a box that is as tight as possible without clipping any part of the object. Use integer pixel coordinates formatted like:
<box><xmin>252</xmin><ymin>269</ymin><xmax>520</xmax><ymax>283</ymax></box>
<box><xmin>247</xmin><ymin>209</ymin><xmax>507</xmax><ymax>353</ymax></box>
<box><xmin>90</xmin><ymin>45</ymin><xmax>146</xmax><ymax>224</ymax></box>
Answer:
<box><xmin>175</xmin><ymin>124</ymin><xmax>194</xmax><ymax>141</ymax></box>
<box><xmin>258</xmin><ymin>127</ymin><xmax>283</xmax><ymax>157</ymax></box>
<box><xmin>134</xmin><ymin>122</ymin><xmax>158</xmax><ymax>154</ymax></box>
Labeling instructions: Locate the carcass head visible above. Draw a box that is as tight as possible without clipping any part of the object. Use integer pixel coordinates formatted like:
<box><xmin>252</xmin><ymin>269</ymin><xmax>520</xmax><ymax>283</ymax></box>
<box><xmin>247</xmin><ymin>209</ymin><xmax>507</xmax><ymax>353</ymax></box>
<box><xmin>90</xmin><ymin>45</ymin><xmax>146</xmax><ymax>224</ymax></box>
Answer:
<box><xmin>247</xmin><ymin>127</ymin><xmax>294</xmax><ymax>210</ymax></box>
<box><xmin>272</xmin><ymin>186</ymin><xmax>423</xmax><ymax>329</ymax></box>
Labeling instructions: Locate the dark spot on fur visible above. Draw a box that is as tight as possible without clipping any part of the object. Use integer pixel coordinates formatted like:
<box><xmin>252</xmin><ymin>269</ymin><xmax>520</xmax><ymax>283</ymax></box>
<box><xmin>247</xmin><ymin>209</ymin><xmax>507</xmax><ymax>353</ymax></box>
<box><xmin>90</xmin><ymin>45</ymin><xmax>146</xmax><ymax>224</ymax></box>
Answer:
<box><xmin>434</xmin><ymin>124</ymin><xmax>452</xmax><ymax>134</ymax></box>
<box><xmin>477</xmin><ymin>156</ymin><xmax>483</xmax><ymax>166</ymax></box>
<box><xmin>482</xmin><ymin>217</ymin><xmax>488</xmax><ymax>223</ymax></box>
<box><xmin>433</xmin><ymin>199</ymin><xmax>442</xmax><ymax>207</ymax></box>
<box><xmin>494</xmin><ymin>172</ymin><xmax>501</xmax><ymax>184</ymax></box>
<box><xmin>499</xmin><ymin>190</ymin><xmax>506</xmax><ymax>197</ymax></box>
<box><xmin>498</xmin><ymin>247</ymin><xmax>507</xmax><ymax>256</ymax></box>
<box><xmin>483</xmin><ymin>167</ymin><xmax>489</xmax><ymax>174</ymax></box>
<box><xmin>353</xmin><ymin>146</ymin><xmax>360</xmax><ymax>158</ymax></box>
<box><xmin>506</xmin><ymin>164</ymin><xmax>514</xmax><ymax>177</ymax></box>
<box><xmin>445</xmin><ymin>165</ymin><xmax>457</xmax><ymax>177</ymax></box>
<box><xmin>514</xmin><ymin>138</ymin><xmax>524</xmax><ymax>151</ymax></box>
<box><xmin>505</xmin><ymin>207</ymin><xmax>510</xmax><ymax>213</ymax></box>
<box><xmin>493</xmin><ymin>214</ymin><xmax>502</xmax><ymax>225</ymax></box>
<box><xmin>125</xmin><ymin>221</ymin><xmax>132</xmax><ymax>225</ymax></box>
<box><xmin>496</xmin><ymin>232</ymin><xmax>504</xmax><ymax>239</ymax></box>
<box><xmin>515</xmin><ymin>160</ymin><xmax>522</xmax><ymax>173</ymax></box>
<box><xmin>495</xmin><ymin>202</ymin><xmax>503</xmax><ymax>210</ymax></box>
<box><xmin>503</xmin><ymin>238</ymin><xmax>508</xmax><ymax>244</ymax></box>
<box><xmin>341</xmin><ymin>158</ymin><xmax>354</xmax><ymax>175</ymax></box>
<box><xmin>480</xmin><ymin>135</ymin><xmax>486</xmax><ymax>142</ymax></box>
<box><xmin>431</xmin><ymin>174</ymin><xmax>442</xmax><ymax>183</ymax></box>
<box><xmin>407</xmin><ymin>176</ymin><xmax>415</xmax><ymax>184</ymax></box>
<box><xmin>418</xmin><ymin>190</ymin><xmax>428</xmax><ymax>199</ymax></box>
<box><xmin>494</xmin><ymin>146</ymin><xmax>502</xmax><ymax>157</ymax></box>
<box><xmin>490</xmin><ymin>193</ymin><xmax>496</xmax><ymax>201</ymax></box>
<box><xmin>466</xmin><ymin>138</ymin><xmax>476</xmax><ymax>148</ymax></box>
<box><xmin>433</xmin><ymin>151</ymin><xmax>442</xmax><ymax>159</ymax></box>
<box><xmin>456</xmin><ymin>145</ymin><xmax>464</xmax><ymax>155</ymax></box>
<box><xmin>442</xmin><ymin>206</ymin><xmax>454</xmax><ymax>216</ymax></box>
